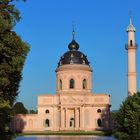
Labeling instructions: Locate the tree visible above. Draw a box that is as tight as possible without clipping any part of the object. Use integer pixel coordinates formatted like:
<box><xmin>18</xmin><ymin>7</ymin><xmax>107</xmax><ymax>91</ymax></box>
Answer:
<box><xmin>0</xmin><ymin>0</ymin><xmax>29</xmax><ymax>105</ymax></box>
<box><xmin>13</xmin><ymin>102</ymin><xmax>28</xmax><ymax>114</ymax></box>
<box><xmin>0</xmin><ymin>97</ymin><xmax>12</xmax><ymax>139</ymax></box>
<box><xmin>109</xmin><ymin>110</ymin><xmax>118</xmax><ymax>131</ymax></box>
<box><xmin>114</xmin><ymin>92</ymin><xmax>140</xmax><ymax>140</ymax></box>
<box><xmin>0</xmin><ymin>0</ymin><xmax>29</xmax><ymax>139</ymax></box>
<box><xmin>29</xmin><ymin>109</ymin><xmax>37</xmax><ymax>114</ymax></box>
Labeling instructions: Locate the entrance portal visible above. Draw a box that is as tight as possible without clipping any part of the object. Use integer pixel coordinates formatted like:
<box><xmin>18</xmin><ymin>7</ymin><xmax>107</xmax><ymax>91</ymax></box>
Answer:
<box><xmin>70</xmin><ymin>118</ymin><xmax>75</xmax><ymax>128</ymax></box>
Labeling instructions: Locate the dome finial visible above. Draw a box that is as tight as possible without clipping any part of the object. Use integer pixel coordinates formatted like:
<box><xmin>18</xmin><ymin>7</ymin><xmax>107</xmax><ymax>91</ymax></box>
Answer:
<box><xmin>68</xmin><ymin>23</ymin><xmax>79</xmax><ymax>51</ymax></box>
<box><xmin>72</xmin><ymin>23</ymin><xmax>75</xmax><ymax>40</ymax></box>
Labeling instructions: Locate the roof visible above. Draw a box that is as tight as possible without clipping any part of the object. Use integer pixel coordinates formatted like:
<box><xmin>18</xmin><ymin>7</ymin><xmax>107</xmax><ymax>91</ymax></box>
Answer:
<box><xmin>57</xmin><ymin>39</ymin><xmax>90</xmax><ymax>67</ymax></box>
<box><xmin>126</xmin><ymin>17</ymin><xmax>136</xmax><ymax>32</ymax></box>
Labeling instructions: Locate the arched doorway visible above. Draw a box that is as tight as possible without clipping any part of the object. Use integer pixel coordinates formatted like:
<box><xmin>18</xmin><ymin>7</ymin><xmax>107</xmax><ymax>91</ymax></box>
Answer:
<box><xmin>70</xmin><ymin>117</ymin><xmax>75</xmax><ymax>128</ymax></box>
<box><xmin>45</xmin><ymin>119</ymin><xmax>50</xmax><ymax>127</ymax></box>
<box><xmin>97</xmin><ymin>118</ymin><xmax>102</xmax><ymax>127</ymax></box>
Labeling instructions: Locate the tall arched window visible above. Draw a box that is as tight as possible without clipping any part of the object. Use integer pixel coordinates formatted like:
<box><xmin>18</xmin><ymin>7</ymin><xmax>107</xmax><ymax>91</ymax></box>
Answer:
<box><xmin>45</xmin><ymin>119</ymin><xmax>50</xmax><ymax>127</ymax></box>
<box><xmin>45</xmin><ymin>109</ymin><xmax>49</xmax><ymax>114</ymax></box>
<box><xmin>97</xmin><ymin>119</ymin><xmax>102</xmax><ymax>127</ymax></box>
<box><xmin>70</xmin><ymin>79</ymin><xmax>74</xmax><ymax>89</ymax></box>
<box><xmin>130</xmin><ymin>40</ymin><xmax>133</xmax><ymax>46</ymax></box>
<box><xmin>83</xmin><ymin>79</ymin><xmax>87</xmax><ymax>89</ymax></box>
<box><xmin>59</xmin><ymin>79</ymin><xmax>62</xmax><ymax>90</ymax></box>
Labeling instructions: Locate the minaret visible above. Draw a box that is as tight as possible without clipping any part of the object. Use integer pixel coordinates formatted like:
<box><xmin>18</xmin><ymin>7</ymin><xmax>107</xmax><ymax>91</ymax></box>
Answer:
<box><xmin>125</xmin><ymin>17</ymin><xmax>138</xmax><ymax>96</ymax></box>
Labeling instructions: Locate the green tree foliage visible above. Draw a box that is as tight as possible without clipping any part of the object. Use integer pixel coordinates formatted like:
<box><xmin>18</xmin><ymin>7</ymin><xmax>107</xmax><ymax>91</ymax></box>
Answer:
<box><xmin>0</xmin><ymin>0</ymin><xmax>29</xmax><ymax>139</ymax></box>
<box><xmin>0</xmin><ymin>0</ymin><xmax>29</xmax><ymax>105</ymax></box>
<box><xmin>108</xmin><ymin>111</ymin><xmax>117</xmax><ymax>132</ymax></box>
<box><xmin>0</xmin><ymin>97</ymin><xmax>12</xmax><ymax>138</ymax></box>
<box><xmin>13</xmin><ymin>102</ymin><xmax>28</xmax><ymax>114</ymax></box>
<box><xmin>29</xmin><ymin>109</ymin><xmax>37</xmax><ymax>114</ymax></box>
<box><xmin>114</xmin><ymin>92</ymin><xmax>140</xmax><ymax>140</ymax></box>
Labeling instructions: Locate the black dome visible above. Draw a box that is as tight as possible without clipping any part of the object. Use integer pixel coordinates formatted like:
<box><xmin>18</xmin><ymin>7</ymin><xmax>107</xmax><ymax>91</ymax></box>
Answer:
<box><xmin>57</xmin><ymin>39</ymin><xmax>90</xmax><ymax>67</ymax></box>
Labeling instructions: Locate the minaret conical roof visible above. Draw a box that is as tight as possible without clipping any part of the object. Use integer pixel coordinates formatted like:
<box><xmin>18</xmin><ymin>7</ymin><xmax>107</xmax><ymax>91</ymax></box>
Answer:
<box><xmin>126</xmin><ymin>17</ymin><xmax>136</xmax><ymax>32</ymax></box>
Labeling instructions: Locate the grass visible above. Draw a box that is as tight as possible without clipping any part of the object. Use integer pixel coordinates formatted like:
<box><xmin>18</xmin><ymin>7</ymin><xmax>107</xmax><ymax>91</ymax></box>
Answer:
<box><xmin>18</xmin><ymin>130</ymin><xmax>110</xmax><ymax>137</ymax></box>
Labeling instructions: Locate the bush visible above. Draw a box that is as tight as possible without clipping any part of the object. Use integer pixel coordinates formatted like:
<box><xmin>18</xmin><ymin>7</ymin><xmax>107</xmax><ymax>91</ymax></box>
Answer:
<box><xmin>113</xmin><ymin>92</ymin><xmax>140</xmax><ymax>139</ymax></box>
<box><xmin>114</xmin><ymin>132</ymin><xmax>130</xmax><ymax>140</ymax></box>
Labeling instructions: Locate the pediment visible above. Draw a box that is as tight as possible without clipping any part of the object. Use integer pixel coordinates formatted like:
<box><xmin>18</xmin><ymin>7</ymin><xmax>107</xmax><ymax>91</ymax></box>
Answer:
<box><xmin>61</xmin><ymin>96</ymin><xmax>83</xmax><ymax>105</ymax></box>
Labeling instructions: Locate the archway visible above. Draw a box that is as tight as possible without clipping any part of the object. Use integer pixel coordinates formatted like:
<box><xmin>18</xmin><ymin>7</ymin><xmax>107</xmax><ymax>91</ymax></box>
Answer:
<box><xmin>97</xmin><ymin>118</ymin><xmax>102</xmax><ymax>127</ymax></box>
<box><xmin>70</xmin><ymin>117</ymin><xmax>75</xmax><ymax>128</ymax></box>
<box><xmin>45</xmin><ymin>119</ymin><xmax>50</xmax><ymax>127</ymax></box>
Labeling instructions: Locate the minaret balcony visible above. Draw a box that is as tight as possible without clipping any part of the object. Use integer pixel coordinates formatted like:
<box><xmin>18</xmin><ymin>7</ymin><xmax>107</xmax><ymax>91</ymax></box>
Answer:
<box><xmin>125</xmin><ymin>43</ymin><xmax>138</xmax><ymax>50</ymax></box>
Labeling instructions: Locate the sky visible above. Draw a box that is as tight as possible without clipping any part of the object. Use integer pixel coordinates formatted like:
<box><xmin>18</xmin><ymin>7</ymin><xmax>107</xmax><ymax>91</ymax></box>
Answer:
<box><xmin>14</xmin><ymin>0</ymin><xmax>140</xmax><ymax>111</ymax></box>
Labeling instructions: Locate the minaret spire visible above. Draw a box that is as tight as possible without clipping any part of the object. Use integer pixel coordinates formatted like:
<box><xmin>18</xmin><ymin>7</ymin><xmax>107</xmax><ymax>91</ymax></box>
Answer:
<box><xmin>129</xmin><ymin>11</ymin><xmax>132</xmax><ymax>25</ymax></box>
<box><xmin>130</xmin><ymin>16</ymin><xmax>132</xmax><ymax>25</ymax></box>
<box><xmin>126</xmin><ymin>15</ymin><xmax>136</xmax><ymax>32</ymax></box>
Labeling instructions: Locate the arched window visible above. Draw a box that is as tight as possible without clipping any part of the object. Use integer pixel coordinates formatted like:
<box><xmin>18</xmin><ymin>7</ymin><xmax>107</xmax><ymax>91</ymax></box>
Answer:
<box><xmin>45</xmin><ymin>119</ymin><xmax>50</xmax><ymax>127</ymax></box>
<box><xmin>97</xmin><ymin>119</ymin><xmax>102</xmax><ymax>127</ymax></box>
<box><xmin>45</xmin><ymin>109</ymin><xmax>49</xmax><ymax>114</ymax></box>
<box><xmin>97</xmin><ymin>109</ymin><xmax>101</xmax><ymax>113</ymax></box>
<box><xmin>59</xmin><ymin>79</ymin><xmax>62</xmax><ymax>90</ymax></box>
<box><xmin>70</xmin><ymin>79</ymin><xmax>74</xmax><ymax>89</ymax></box>
<box><xmin>130</xmin><ymin>40</ymin><xmax>133</xmax><ymax>46</ymax></box>
<box><xmin>83</xmin><ymin>79</ymin><xmax>87</xmax><ymax>89</ymax></box>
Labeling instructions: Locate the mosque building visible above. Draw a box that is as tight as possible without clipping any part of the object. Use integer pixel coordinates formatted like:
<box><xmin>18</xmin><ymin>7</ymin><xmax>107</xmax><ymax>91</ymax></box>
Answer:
<box><xmin>11</xmin><ymin>18</ymin><xmax>137</xmax><ymax>132</ymax></box>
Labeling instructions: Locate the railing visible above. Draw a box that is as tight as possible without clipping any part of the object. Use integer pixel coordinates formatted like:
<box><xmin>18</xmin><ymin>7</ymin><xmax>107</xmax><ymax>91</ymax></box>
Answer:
<box><xmin>125</xmin><ymin>43</ymin><xmax>138</xmax><ymax>50</ymax></box>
